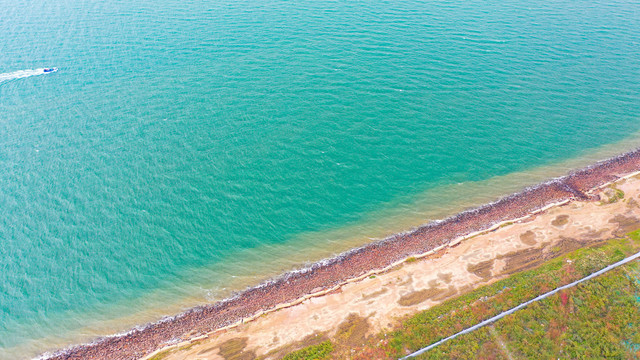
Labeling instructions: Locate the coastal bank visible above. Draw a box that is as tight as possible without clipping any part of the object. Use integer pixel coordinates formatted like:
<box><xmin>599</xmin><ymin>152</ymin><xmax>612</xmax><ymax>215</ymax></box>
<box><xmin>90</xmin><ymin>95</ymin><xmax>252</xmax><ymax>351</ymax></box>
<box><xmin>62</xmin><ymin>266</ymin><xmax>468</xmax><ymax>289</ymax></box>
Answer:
<box><xmin>45</xmin><ymin>148</ymin><xmax>640</xmax><ymax>360</ymax></box>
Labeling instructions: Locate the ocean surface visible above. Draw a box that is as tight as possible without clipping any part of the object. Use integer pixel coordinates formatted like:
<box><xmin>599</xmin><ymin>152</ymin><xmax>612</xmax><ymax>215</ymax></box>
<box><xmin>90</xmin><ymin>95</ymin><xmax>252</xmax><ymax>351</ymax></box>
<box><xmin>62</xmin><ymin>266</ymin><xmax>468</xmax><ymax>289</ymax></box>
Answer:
<box><xmin>1</xmin><ymin>0</ymin><xmax>640</xmax><ymax>357</ymax></box>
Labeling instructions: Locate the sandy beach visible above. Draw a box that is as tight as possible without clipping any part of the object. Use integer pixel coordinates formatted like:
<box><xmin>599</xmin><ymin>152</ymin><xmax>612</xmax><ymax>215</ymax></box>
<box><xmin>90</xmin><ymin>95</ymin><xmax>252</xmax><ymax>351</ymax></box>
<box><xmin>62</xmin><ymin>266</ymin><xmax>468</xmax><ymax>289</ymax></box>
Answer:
<box><xmin>44</xmin><ymin>148</ymin><xmax>640</xmax><ymax>360</ymax></box>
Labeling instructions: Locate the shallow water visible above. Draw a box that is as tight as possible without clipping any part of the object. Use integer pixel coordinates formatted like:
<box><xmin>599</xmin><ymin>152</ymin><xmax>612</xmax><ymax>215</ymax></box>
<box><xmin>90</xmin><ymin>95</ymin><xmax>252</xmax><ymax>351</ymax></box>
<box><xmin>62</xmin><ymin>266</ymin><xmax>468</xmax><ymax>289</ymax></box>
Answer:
<box><xmin>1</xmin><ymin>0</ymin><xmax>640</xmax><ymax>357</ymax></box>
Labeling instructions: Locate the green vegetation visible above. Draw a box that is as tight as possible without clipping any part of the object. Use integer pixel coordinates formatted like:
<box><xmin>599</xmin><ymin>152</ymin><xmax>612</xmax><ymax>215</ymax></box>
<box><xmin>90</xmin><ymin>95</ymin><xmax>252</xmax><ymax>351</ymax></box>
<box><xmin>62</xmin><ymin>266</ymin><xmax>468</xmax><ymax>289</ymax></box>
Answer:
<box><xmin>605</xmin><ymin>185</ymin><xmax>626</xmax><ymax>204</ymax></box>
<box><xmin>405</xmin><ymin>257</ymin><xmax>418</xmax><ymax>263</ymax></box>
<box><xmin>498</xmin><ymin>221</ymin><xmax>514</xmax><ymax>229</ymax></box>
<box><xmin>282</xmin><ymin>233</ymin><xmax>640</xmax><ymax>359</ymax></box>
<box><xmin>281</xmin><ymin>341</ymin><xmax>333</xmax><ymax>360</ymax></box>
<box><xmin>147</xmin><ymin>350</ymin><xmax>171</xmax><ymax>360</ymax></box>
<box><xmin>147</xmin><ymin>342</ymin><xmax>198</xmax><ymax>360</ymax></box>
<box><xmin>385</xmin><ymin>236</ymin><xmax>640</xmax><ymax>359</ymax></box>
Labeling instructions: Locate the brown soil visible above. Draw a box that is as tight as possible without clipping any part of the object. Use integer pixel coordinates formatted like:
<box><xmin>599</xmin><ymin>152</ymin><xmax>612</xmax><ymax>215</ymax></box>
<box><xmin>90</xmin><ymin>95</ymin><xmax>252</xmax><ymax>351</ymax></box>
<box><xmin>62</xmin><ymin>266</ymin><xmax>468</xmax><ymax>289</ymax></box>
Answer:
<box><xmin>499</xmin><ymin>247</ymin><xmax>545</xmax><ymax>275</ymax></box>
<box><xmin>467</xmin><ymin>259</ymin><xmax>495</xmax><ymax>279</ymax></box>
<box><xmin>609</xmin><ymin>214</ymin><xmax>640</xmax><ymax>235</ymax></box>
<box><xmin>335</xmin><ymin>314</ymin><xmax>370</xmax><ymax>347</ymax></box>
<box><xmin>519</xmin><ymin>230</ymin><xmax>537</xmax><ymax>245</ymax></box>
<box><xmin>551</xmin><ymin>215</ymin><xmax>570</xmax><ymax>227</ymax></box>
<box><xmin>217</xmin><ymin>338</ymin><xmax>255</xmax><ymax>360</ymax></box>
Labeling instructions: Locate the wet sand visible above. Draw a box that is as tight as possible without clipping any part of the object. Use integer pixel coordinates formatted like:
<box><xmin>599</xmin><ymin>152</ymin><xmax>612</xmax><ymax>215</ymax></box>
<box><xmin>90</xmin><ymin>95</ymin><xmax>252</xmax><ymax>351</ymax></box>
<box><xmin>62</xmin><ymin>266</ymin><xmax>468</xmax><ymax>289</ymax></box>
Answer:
<box><xmin>43</xmin><ymin>148</ymin><xmax>640</xmax><ymax>360</ymax></box>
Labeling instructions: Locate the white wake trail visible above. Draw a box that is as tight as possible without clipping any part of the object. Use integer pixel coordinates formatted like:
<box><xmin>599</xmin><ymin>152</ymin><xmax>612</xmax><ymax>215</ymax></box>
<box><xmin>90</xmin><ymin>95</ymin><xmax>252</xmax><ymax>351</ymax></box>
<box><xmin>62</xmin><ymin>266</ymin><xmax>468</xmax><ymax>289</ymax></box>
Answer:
<box><xmin>0</xmin><ymin>68</ymin><xmax>54</xmax><ymax>83</ymax></box>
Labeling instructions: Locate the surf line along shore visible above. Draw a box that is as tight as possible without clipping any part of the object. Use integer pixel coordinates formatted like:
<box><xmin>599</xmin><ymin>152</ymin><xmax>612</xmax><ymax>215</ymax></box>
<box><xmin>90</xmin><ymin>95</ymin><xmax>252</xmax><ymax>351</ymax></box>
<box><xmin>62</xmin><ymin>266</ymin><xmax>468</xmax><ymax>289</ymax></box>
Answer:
<box><xmin>43</xmin><ymin>148</ymin><xmax>640</xmax><ymax>360</ymax></box>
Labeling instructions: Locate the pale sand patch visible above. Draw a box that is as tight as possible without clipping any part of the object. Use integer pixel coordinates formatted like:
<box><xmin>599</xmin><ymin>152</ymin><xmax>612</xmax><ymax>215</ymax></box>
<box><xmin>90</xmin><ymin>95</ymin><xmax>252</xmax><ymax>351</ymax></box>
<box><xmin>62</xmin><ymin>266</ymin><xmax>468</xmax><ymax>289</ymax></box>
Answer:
<box><xmin>150</xmin><ymin>174</ymin><xmax>640</xmax><ymax>360</ymax></box>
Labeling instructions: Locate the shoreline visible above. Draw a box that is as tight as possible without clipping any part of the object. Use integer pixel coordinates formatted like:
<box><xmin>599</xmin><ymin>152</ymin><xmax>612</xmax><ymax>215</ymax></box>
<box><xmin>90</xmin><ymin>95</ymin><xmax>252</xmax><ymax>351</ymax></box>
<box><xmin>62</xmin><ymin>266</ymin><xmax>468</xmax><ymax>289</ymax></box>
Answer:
<box><xmin>43</xmin><ymin>147</ymin><xmax>640</xmax><ymax>360</ymax></box>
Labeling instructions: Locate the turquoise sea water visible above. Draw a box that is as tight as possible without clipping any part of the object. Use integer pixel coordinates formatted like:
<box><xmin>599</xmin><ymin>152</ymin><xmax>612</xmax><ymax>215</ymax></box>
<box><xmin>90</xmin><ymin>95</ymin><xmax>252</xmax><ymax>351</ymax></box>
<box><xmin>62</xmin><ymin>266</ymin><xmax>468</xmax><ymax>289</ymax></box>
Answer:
<box><xmin>1</xmin><ymin>0</ymin><xmax>640</xmax><ymax>357</ymax></box>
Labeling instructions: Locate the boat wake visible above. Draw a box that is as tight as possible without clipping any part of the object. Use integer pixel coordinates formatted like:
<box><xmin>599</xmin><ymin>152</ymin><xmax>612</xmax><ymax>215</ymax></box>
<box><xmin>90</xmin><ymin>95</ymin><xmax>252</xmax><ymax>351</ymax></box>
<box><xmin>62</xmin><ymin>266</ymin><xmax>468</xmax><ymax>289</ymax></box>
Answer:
<box><xmin>0</xmin><ymin>68</ymin><xmax>58</xmax><ymax>83</ymax></box>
